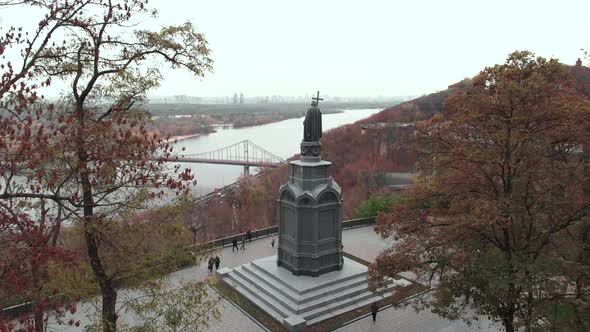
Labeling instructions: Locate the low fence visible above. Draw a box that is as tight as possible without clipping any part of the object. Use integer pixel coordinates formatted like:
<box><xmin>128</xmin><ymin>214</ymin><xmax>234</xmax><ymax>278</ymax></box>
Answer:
<box><xmin>342</xmin><ymin>216</ymin><xmax>377</xmax><ymax>229</ymax></box>
<box><xmin>188</xmin><ymin>216</ymin><xmax>376</xmax><ymax>251</ymax></box>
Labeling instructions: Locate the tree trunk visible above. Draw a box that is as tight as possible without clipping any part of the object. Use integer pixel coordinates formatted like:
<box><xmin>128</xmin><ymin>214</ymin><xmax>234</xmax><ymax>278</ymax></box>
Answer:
<box><xmin>85</xmin><ymin>220</ymin><xmax>118</xmax><ymax>332</ymax></box>
<box><xmin>81</xmin><ymin>167</ymin><xmax>118</xmax><ymax>331</ymax></box>
<box><xmin>34</xmin><ymin>308</ymin><xmax>44</xmax><ymax>332</ymax></box>
<box><xmin>504</xmin><ymin>319</ymin><xmax>515</xmax><ymax>332</ymax></box>
<box><xmin>100</xmin><ymin>281</ymin><xmax>118</xmax><ymax>332</ymax></box>
<box><xmin>31</xmin><ymin>256</ymin><xmax>45</xmax><ymax>332</ymax></box>
<box><xmin>76</xmin><ymin>101</ymin><xmax>118</xmax><ymax>331</ymax></box>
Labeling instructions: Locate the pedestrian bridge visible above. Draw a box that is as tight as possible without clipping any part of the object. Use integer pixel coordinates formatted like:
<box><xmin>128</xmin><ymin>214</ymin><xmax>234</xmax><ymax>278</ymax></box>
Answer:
<box><xmin>165</xmin><ymin>140</ymin><xmax>286</xmax><ymax>175</ymax></box>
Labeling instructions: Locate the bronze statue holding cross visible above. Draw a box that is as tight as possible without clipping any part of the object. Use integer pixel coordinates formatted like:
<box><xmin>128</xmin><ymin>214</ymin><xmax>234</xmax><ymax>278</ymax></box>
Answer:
<box><xmin>303</xmin><ymin>91</ymin><xmax>323</xmax><ymax>142</ymax></box>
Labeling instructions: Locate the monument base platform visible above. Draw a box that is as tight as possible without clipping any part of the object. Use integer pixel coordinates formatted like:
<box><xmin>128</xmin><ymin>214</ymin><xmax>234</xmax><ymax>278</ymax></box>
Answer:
<box><xmin>217</xmin><ymin>255</ymin><xmax>410</xmax><ymax>331</ymax></box>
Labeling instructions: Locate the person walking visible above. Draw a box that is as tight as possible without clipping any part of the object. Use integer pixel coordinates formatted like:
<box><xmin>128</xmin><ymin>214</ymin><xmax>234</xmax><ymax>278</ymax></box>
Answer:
<box><xmin>207</xmin><ymin>257</ymin><xmax>214</xmax><ymax>272</ymax></box>
<box><xmin>214</xmin><ymin>256</ymin><xmax>220</xmax><ymax>270</ymax></box>
<box><xmin>371</xmin><ymin>302</ymin><xmax>379</xmax><ymax>322</ymax></box>
<box><xmin>246</xmin><ymin>229</ymin><xmax>252</xmax><ymax>242</ymax></box>
<box><xmin>241</xmin><ymin>234</ymin><xmax>246</xmax><ymax>250</ymax></box>
<box><xmin>232</xmin><ymin>237</ymin><xmax>239</xmax><ymax>252</ymax></box>
<box><xmin>271</xmin><ymin>236</ymin><xmax>275</xmax><ymax>248</ymax></box>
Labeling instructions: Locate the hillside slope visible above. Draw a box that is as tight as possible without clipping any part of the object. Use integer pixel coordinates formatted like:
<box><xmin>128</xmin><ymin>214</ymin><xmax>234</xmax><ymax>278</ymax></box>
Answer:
<box><xmin>195</xmin><ymin>64</ymin><xmax>590</xmax><ymax>240</ymax></box>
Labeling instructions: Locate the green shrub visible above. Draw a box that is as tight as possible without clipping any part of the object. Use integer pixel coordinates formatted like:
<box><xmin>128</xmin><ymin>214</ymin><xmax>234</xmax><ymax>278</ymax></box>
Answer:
<box><xmin>354</xmin><ymin>193</ymin><xmax>406</xmax><ymax>218</ymax></box>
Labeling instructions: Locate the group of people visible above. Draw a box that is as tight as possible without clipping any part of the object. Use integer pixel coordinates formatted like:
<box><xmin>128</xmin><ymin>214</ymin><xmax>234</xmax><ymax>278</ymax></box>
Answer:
<box><xmin>231</xmin><ymin>234</ymin><xmax>247</xmax><ymax>251</ymax></box>
<box><xmin>207</xmin><ymin>255</ymin><xmax>220</xmax><ymax>272</ymax></box>
<box><xmin>209</xmin><ymin>230</ymin><xmax>275</xmax><ymax>272</ymax></box>
<box><xmin>226</xmin><ymin>228</ymin><xmax>281</xmax><ymax>252</ymax></box>
<box><xmin>232</xmin><ymin>229</ymin><xmax>257</xmax><ymax>251</ymax></box>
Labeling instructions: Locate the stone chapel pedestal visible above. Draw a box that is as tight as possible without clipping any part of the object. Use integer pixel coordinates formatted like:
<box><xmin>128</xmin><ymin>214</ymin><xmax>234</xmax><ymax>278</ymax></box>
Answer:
<box><xmin>276</xmin><ymin>157</ymin><xmax>343</xmax><ymax>277</ymax></box>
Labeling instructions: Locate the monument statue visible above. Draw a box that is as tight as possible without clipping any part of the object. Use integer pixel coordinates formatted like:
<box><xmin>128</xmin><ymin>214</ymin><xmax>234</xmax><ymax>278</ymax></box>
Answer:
<box><xmin>276</xmin><ymin>91</ymin><xmax>343</xmax><ymax>277</ymax></box>
<box><xmin>300</xmin><ymin>91</ymin><xmax>324</xmax><ymax>162</ymax></box>
<box><xmin>218</xmin><ymin>91</ymin><xmax>391</xmax><ymax>331</ymax></box>
<box><xmin>303</xmin><ymin>91</ymin><xmax>323</xmax><ymax>142</ymax></box>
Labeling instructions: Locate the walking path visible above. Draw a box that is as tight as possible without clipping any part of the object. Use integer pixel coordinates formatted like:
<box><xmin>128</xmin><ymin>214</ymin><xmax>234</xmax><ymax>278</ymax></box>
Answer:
<box><xmin>46</xmin><ymin>226</ymin><xmax>502</xmax><ymax>331</ymax></box>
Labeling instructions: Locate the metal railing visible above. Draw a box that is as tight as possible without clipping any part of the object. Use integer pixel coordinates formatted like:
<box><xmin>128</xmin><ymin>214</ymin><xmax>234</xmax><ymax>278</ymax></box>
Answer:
<box><xmin>188</xmin><ymin>216</ymin><xmax>376</xmax><ymax>251</ymax></box>
<box><xmin>342</xmin><ymin>216</ymin><xmax>377</xmax><ymax>229</ymax></box>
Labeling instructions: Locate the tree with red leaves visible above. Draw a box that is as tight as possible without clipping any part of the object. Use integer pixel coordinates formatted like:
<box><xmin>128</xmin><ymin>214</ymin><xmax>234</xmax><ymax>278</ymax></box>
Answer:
<box><xmin>369</xmin><ymin>51</ymin><xmax>590</xmax><ymax>331</ymax></box>
<box><xmin>0</xmin><ymin>1</ymin><xmax>93</xmax><ymax>330</ymax></box>
<box><xmin>0</xmin><ymin>1</ymin><xmax>213</xmax><ymax>331</ymax></box>
<box><xmin>0</xmin><ymin>211</ymin><xmax>79</xmax><ymax>332</ymax></box>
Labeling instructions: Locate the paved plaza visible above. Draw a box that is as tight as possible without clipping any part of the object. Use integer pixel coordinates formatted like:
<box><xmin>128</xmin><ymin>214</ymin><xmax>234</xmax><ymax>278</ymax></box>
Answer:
<box><xmin>46</xmin><ymin>226</ymin><xmax>502</xmax><ymax>331</ymax></box>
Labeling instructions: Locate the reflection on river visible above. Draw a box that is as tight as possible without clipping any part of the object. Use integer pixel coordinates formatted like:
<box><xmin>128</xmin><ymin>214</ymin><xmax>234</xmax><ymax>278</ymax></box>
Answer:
<box><xmin>171</xmin><ymin>108</ymin><xmax>382</xmax><ymax>196</ymax></box>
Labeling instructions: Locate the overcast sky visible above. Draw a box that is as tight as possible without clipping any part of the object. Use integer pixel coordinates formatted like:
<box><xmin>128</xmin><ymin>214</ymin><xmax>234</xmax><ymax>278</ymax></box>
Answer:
<box><xmin>2</xmin><ymin>0</ymin><xmax>589</xmax><ymax>98</ymax></box>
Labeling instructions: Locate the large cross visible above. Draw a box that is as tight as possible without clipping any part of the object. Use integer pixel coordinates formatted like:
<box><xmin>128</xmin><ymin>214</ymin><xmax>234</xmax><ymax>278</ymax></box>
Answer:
<box><xmin>312</xmin><ymin>91</ymin><xmax>323</xmax><ymax>106</ymax></box>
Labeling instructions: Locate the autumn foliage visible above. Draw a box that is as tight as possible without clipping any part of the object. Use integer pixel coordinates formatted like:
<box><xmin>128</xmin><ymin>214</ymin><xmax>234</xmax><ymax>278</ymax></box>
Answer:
<box><xmin>369</xmin><ymin>51</ymin><xmax>590</xmax><ymax>331</ymax></box>
<box><xmin>193</xmin><ymin>109</ymin><xmax>420</xmax><ymax>240</ymax></box>
<box><xmin>193</xmin><ymin>76</ymin><xmax>472</xmax><ymax>239</ymax></box>
<box><xmin>1</xmin><ymin>0</ymin><xmax>213</xmax><ymax>331</ymax></box>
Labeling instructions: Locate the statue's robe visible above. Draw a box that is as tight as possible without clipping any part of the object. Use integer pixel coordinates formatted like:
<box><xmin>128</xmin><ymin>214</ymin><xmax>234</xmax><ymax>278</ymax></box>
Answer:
<box><xmin>303</xmin><ymin>106</ymin><xmax>322</xmax><ymax>142</ymax></box>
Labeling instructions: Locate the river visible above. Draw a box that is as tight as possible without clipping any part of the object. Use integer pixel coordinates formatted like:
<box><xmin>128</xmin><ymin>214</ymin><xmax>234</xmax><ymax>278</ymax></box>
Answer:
<box><xmin>171</xmin><ymin>108</ymin><xmax>382</xmax><ymax>196</ymax></box>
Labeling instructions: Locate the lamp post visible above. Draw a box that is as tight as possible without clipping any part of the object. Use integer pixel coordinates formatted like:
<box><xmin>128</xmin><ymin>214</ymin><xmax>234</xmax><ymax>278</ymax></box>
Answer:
<box><xmin>189</xmin><ymin>223</ymin><xmax>202</xmax><ymax>244</ymax></box>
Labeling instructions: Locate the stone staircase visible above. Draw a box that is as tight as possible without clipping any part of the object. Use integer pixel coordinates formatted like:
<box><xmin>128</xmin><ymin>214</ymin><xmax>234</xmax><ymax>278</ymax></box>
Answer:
<box><xmin>218</xmin><ymin>256</ymin><xmax>410</xmax><ymax>329</ymax></box>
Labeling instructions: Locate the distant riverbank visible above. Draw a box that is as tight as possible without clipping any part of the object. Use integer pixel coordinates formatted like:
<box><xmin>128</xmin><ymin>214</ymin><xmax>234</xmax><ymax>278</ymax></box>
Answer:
<box><xmin>161</xmin><ymin>108</ymin><xmax>345</xmax><ymax>144</ymax></box>
<box><xmin>172</xmin><ymin>108</ymin><xmax>384</xmax><ymax>196</ymax></box>
<box><xmin>164</xmin><ymin>133</ymin><xmax>205</xmax><ymax>144</ymax></box>
<box><xmin>147</xmin><ymin>101</ymin><xmax>396</xmax><ymax>118</ymax></box>
<box><xmin>152</xmin><ymin>101</ymin><xmax>399</xmax><ymax>145</ymax></box>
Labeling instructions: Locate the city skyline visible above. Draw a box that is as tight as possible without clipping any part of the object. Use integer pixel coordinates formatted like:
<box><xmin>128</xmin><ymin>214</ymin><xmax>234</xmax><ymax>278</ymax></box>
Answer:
<box><xmin>1</xmin><ymin>0</ymin><xmax>588</xmax><ymax>99</ymax></box>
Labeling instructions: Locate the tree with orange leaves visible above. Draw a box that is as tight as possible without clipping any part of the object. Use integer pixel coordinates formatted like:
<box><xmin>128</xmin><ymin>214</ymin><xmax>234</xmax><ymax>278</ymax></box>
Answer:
<box><xmin>369</xmin><ymin>51</ymin><xmax>590</xmax><ymax>332</ymax></box>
